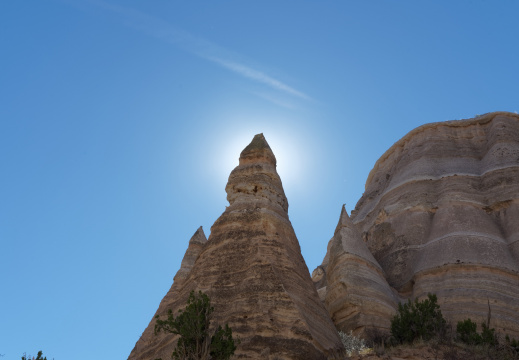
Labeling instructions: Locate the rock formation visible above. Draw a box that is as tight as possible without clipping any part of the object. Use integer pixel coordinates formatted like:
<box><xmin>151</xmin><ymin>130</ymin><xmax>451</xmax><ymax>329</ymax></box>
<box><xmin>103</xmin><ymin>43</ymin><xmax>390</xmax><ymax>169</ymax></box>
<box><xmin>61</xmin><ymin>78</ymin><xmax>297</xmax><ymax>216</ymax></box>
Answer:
<box><xmin>316</xmin><ymin>205</ymin><xmax>400</xmax><ymax>334</ymax></box>
<box><xmin>173</xmin><ymin>226</ymin><xmax>207</xmax><ymax>285</ymax></box>
<box><xmin>129</xmin><ymin>227</ymin><xmax>208</xmax><ymax>360</ymax></box>
<box><xmin>314</xmin><ymin>112</ymin><xmax>519</xmax><ymax>337</ymax></box>
<box><xmin>129</xmin><ymin>134</ymin><xmax>344</xmax><ymax>360</ymax></box>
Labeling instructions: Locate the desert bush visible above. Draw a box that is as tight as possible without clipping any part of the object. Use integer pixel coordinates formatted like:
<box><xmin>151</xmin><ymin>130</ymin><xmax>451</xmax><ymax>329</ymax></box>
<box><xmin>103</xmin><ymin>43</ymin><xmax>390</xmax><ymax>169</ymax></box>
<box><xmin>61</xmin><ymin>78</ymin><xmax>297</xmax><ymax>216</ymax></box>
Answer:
<box><xmin>480</xmin><ymin>322</ymin><xmax>498</xmax><ymax>346</ymax></box>
<box><xmin>21</xmin><ymin>351</ymin><xmax>47</xmax><ymax>360</ymax></box>
<box><xmin>338</xmin><ymin>330</ymin><xmax>367</xmax><ymax>355</ymax></box>
<box><xmin>154</xmin><ymin>290</ymin><xmax>237</xmax><ymax>360</ymax></box>
<box><xmin>456</xmin><ymin>318</ymin><xmax>482</xmax><ymax>345</ymax></box>
<box><xmin>456</xmin><ymin>318</ymin><xmax>498</xmax><ymax>346</ymax></box>
<box><xmin>506</xmin><ymin>335</ymin><xmax>519</xmax><ymax>352</ymax></box>
<box><xmin>390</xmin><ymin>293</ymin><xmax>446</xmax><ymax>344</ymax></box>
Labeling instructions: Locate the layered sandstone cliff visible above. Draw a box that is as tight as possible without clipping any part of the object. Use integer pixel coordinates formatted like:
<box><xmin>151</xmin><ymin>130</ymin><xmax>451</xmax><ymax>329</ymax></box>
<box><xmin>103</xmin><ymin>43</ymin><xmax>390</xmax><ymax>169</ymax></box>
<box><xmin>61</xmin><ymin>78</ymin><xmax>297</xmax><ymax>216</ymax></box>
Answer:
<box><xmin>129</xmin><ymin>134</ymin><xmax>344</xmax><ymax>360</ymax></box>
<box><xmin>315</xmin><ymin>112</ymin><xmax>519</xmax><ymax>337</ymax></box>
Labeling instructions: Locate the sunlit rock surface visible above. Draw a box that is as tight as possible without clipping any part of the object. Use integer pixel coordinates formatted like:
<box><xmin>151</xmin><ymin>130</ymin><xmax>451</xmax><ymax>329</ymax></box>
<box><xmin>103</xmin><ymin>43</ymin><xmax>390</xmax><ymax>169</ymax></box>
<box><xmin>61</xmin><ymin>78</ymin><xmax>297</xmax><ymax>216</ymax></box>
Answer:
<box><xmin>129</xmin><ymin>134</ymin><xmax>344</xmax><ymax>360</ymax></box>
<box><xmin>315</xmin><ymin>112</ymin><xmax>519</xmax><ymax>337</ymax></box>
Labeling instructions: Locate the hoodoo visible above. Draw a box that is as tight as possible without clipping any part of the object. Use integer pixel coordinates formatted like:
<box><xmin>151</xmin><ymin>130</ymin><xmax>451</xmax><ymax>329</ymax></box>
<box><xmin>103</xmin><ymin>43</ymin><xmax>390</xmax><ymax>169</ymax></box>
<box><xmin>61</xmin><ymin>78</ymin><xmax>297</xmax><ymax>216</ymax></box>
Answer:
<box><xmin>129</xmin><ymin>134</ymin><xmax>344</xmax><ymax>359</ymax></box>
<box><xmin>313</xmin><ymin>205</ymin><xmax>400</xmax><ymax>334</ymax></box>
<box><xmin>315</xmin><ymin>112</ymin><xmax>519</xmax><ymax>337</ymax></box>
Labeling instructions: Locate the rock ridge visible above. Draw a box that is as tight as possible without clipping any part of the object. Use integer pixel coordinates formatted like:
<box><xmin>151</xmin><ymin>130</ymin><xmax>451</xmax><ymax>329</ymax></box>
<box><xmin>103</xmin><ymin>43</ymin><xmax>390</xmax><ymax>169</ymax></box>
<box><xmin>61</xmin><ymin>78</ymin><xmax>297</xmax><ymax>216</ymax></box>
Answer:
<box><xmin>315</xmin><ymin>112</ymin><xmax>519</xmax><ymax>338</ymax></box>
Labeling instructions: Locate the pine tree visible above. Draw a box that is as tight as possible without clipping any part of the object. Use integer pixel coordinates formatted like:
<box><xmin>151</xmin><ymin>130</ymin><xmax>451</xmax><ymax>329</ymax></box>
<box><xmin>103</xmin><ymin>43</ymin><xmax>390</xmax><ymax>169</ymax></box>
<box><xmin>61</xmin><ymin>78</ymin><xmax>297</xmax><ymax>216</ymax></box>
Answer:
<box><xmin>155</xmin><ymin>290</ymin><xmax>237</xmax><ymax>360</ymax></box>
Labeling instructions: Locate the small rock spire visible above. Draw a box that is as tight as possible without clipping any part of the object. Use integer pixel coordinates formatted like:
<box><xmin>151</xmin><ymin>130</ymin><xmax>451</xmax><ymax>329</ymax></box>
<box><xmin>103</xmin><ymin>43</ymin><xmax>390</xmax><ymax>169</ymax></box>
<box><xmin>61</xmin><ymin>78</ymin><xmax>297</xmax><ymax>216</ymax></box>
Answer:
<box><xmin>239</xmin><ymin>133</ymin><xmax>277</xmax><ymax>166</ymax></box>
<box><xmin>334</xmin><ymin>204</ymin><xmax>352</xmax><ymax>234</ymax></box>
<box><xmin>226</xmin><ymin>133</ymin><xmax>287</xmax><ymax>212</ymax></box>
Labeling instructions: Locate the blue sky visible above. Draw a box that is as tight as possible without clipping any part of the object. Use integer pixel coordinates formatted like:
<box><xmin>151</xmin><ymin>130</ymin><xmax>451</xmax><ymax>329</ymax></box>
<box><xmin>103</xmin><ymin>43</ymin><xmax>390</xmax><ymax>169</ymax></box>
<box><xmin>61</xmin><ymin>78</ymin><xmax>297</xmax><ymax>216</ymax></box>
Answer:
<box><xmin>1</xmin><ymin>1</ymin><xmax>518</xmax><ymax>359</ymax></box>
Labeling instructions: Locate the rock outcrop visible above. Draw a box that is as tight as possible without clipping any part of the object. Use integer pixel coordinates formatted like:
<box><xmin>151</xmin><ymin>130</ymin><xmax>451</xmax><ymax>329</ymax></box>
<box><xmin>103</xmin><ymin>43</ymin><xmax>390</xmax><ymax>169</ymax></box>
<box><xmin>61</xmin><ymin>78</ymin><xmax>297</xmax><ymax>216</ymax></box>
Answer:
<box><xmin>315</xmin><ymin>205</ymin><xmax>400</xmax><ymax>334</ymax></box>
<box><xmin>315</xmin><ymin>112</ymin><xmax>519</xmax><ymax>337</ymax></box>
<box><xmin>128</xmin><ymin>227</ymin><xmax>208</xmax><ymax>360</ymax></box>
<box><xmin>173</xmin><ymin>226</ymin><xmax>207</xmax><ymax>285</ymax></box>
<box><xmin>129</xmin><ymin>134</ymin><xmax>344</xmax><ymax>360</ymax></box>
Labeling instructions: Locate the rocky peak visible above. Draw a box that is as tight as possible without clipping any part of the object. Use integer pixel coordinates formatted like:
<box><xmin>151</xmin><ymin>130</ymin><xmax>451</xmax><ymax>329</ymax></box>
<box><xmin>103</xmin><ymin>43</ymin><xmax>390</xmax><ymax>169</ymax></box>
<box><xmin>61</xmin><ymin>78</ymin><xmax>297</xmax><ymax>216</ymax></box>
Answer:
<box><xmin>334</xmin><ymin>204</ymin><xmax>353</xmax><ymax>234</ymax></box>
<box><xmin>129</xmin><ymin>133</ymin><xmax>344</xmax><ymax>360</ymax></box>
<box><xmin>188</xmin><ymin>226</ymin><xmax>207</xmax><ymax>244</ymax></box>
<box><xmin>239</xmin><ymin>133</ymin><xmax>277</xmax><ymax>166</ymax></box>
<box><xmin>173</xmin><ymin>226</ymin><xmax>207</xmax><ymax>284</ymax></box>
<box><xmin>226</xmin><ymin>133</ymin><xmax>288</xmax><ymax>213</ymax></box>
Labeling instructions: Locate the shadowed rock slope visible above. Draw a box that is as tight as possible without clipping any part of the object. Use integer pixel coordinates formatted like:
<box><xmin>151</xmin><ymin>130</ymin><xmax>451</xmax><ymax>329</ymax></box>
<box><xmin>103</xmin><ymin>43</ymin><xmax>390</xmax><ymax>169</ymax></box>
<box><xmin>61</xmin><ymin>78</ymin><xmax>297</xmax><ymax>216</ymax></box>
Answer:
<box><xmin>128</xmin><ymin>227</ymin><xmax>208</xmax><ymax>360</ymax></box>
<box><xmin>129</xmin><ymin>134</ymin><xmax>344</xmax><ymax>360</ymax></box>
<box><xmin>314</xmin><ymin>112</ymin><xmax>519</xmax><ymax>337</ymax></box>
<box><xmin>314</xmin><ymin>205</ymin><xmax>400</xmax><ymax>335</ymax></box>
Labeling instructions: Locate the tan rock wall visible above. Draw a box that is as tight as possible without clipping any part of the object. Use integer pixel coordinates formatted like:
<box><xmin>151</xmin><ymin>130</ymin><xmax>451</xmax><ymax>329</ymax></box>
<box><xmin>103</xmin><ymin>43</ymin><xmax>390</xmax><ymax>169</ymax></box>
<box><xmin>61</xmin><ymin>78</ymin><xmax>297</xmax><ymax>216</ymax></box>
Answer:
<box><xmin>349</xmin><ymin>112</ymin><xmax>519</xmax><ymax>336</ymax></box>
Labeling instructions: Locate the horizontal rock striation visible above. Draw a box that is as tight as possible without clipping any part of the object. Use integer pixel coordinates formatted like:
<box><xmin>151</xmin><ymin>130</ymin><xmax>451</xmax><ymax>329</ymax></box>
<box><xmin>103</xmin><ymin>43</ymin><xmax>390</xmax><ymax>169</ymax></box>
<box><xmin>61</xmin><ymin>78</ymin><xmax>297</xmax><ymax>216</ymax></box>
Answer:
<box><xmin>314</xmin><ymin>112</ymin><xmax>519</xmax><ymax>337</ymax></box>
<box><xmin>350</xmin><ymin>112</ymin><xmax>519</xmax><ymax>336</ymax></box>
<box><xmin>129</xmin><ymin>134</ymin><xmax>344</xmax><ymax>360</ymax></box>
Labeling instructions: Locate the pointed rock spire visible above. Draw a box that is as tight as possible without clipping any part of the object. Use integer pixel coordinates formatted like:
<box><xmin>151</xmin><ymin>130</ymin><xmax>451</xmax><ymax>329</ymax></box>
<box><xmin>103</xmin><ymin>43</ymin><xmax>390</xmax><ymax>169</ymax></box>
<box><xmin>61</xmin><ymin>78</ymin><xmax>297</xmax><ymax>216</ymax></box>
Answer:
<box><xmin>239</xmin><ymin>133</ymin><xmax>276</xmax><ymax>166</ymax></box>
<box><xmin>173</xmin><ymin>226</ymin><xmax>207</xmax><ymax>284</ymax></box>
<box><xmin>334</xmin><ymin>204</ymin><xmax>350</xmax><ymax>234</ymax></box>
<box><xmin>129</xmin><ymin>134</ymin><xmax>344</xmax><ymax>360</ymax></box>
<box><xmin>316</xmin><ymin>206</ymin><xmax>399</xmax><ymax>334</ymax></box>
<box><xmin>334</xmin><ymin>205</ymin><xmax>382</xmax><ymax>269</ymax></box>
<box><xmin>128</xmin><ymin>227</ymin><xmax>209</xmax><ymax>360</ymax></box>
<box><xmin>226</xmin><ymin>133</ymin><xmax>288</xmax><ymax>212</ymax></box>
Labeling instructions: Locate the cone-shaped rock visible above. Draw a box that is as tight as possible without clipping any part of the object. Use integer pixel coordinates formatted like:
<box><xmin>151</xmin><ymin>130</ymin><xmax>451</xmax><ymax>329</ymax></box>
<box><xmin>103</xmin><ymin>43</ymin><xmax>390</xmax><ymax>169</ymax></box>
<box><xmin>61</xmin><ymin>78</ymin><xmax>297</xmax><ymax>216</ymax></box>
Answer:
<box><xmin>315</xmin><ymin>205</ymin><xmax>399</xmax><ymax>334</ymax></box>
<box><xmin>129</xmin><ymin>227</ymin><xmax>207</xmax><ymax>360</ymax></box>
<box><xmin>173</xmin><ymin>226</ymin><xmax>207</xmax><ymax>284</ymax></box>
<box><xmin>129</xmin><ymin>134</ymin><xmax>344</xmax><ymax>359</ymax></box>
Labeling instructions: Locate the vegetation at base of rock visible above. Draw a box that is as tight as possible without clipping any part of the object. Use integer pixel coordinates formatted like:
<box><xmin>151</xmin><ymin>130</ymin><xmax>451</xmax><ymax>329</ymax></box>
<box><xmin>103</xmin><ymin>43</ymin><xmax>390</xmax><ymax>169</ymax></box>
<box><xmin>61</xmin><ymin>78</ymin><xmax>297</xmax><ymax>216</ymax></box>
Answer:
<box><xmin>154</xmin><ymin>290</ymin><xmax>237</xmax><ymax>360</ymax></box>
<box><xmin>21</xmin><ymin>351</ymin><xmax>47</xmax><ymax>360</ymax></box>
<box><xmin>338</xmin><ymin>330</ymin><xmax>367</xmax><ymax>355</ymax></box>
<box><xmin>390</xmin><ymin>293</ymin><xmax>446</xmax><ymax>344</ymax></box>
<box><xmin>338</xmin><ymin>295</ymin><xmax>519</xmax><ymax>359</ymax></box>
<box><xmin>506</xmin><ymin>335</ymin><xmax>519</xmax><ymax>354</ymax></box>
<box><xmin>456</xmin><ymin>318</ymin><xmax>498</xmax><ymax>346</ymax></box>
<box><xmin>383</xmin><ymin>294</ymin><xmax>519</xmax><ymax>359</ymax></box>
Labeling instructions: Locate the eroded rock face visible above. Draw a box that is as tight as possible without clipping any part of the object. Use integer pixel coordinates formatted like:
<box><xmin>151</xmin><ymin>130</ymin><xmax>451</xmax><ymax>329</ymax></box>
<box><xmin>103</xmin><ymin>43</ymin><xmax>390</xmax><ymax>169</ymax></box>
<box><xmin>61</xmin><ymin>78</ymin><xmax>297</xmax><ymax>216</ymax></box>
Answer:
<box><xmin>129</xmin><ymin>134</ymin><xmax>344</xmax><ymax>360</ymax></box>
<box><xmin>315</xmin><ymin>112</ymin><xmax>519</xmax><ymax>337</ymax></box>
<box><xmin>317</xmin><ymin>206</ymin><xmax>400</xmax><ymax>334</ymax></box>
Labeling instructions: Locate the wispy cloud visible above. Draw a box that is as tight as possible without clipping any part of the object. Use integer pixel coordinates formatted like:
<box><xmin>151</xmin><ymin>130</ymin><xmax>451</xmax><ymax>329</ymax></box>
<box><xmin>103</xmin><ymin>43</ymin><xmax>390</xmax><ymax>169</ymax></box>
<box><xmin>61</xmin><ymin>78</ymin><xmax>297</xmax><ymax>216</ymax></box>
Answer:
<box><xmin>207</xmin><ymin>57</ymin><xmax>311</xmax><ymax>101</ymax></box>
<box><xmin>80</xmin><ymin>0</ymin><xmax>311</xmax><ymax>102</ymax></box>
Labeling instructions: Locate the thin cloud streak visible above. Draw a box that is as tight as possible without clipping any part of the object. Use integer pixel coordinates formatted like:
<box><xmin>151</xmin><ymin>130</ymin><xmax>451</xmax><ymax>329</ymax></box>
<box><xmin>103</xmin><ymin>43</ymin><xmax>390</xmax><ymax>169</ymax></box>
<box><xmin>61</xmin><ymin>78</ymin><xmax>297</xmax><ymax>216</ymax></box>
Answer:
<box><xmin>207</xmin><ymin>57</ymin><xmax>311</xmax><ymax>100</ymax></box>
<box><xmin>84</xmin><ymin>0</ymin><xmax>311</xmax><ymax>101</ymax></box>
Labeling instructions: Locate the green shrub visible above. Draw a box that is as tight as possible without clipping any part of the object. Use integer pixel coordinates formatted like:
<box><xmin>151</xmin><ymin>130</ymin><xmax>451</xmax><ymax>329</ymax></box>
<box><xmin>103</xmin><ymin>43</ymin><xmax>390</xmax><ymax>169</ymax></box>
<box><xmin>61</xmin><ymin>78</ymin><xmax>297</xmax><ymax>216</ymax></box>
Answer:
<box><xmin>456</xmin><ymin>318</ymin><xmax>482</xmax><ymax>345</ymax></box>
<box><xmin>390</xmin><ymin>293</ymin><xmax>446</xmax><ymax>344</ymax></box>
<box><xmin>154</xmin><ymin>290</ymin><xmax>237</xmax><ymax>360</ymax></box>
<box><xmin>456</xmin><ymin>318</ymin><xmax>498</xmax><ymax>346</ymax></box>
<box><xmin>480</xmin><ymin>322</ymin><xmax>497</xmax><ymax>346</ymax></box>
<box><xmin>506</xmin><ymin>334</ymin><xmax>519</xmax><ymax>353</ymax></box>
